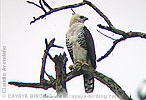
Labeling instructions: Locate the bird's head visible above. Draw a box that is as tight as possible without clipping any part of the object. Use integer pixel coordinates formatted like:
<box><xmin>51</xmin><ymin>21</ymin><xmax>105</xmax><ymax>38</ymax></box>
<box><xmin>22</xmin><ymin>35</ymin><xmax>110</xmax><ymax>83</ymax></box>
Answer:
<box><xmin>69</xmin><ymin>14</ymin><xmax>88</xmax><ymax>27</ymax></box>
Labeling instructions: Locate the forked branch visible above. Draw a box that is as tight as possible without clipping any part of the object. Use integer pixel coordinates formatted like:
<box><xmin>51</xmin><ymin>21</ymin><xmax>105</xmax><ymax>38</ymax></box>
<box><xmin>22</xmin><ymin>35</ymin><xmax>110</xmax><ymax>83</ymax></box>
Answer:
<box><xmin>8</xmin><ymin>59</ymin><xmax>132</xmax><ymax>100</ymax></box>
<box><xmin>98</xmin><ymin>24</ymin><xmax>146</xmax><ymax>38</ymax></box>
<box><xmin>97</xmin><ymin>24</ymin><xmax>146</xmax><ymax>62</ymax></box>
<box><xmin>8</xmin><ymin>38</ymin><xmax>133</xmax><ymax>100</ymax></box>
<box><xmin>27</xmin><ymin>0</ymin><xmax>146</xmax><ymax>62</ymax></box>
<box><xmin>27</xmin><ymin>0</ymin><xmax>113</xmax><ymax>27</ymax></box>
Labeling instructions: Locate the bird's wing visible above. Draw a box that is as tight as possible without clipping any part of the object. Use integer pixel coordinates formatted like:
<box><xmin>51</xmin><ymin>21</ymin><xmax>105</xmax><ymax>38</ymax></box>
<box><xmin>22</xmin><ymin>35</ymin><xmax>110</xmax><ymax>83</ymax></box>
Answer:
<box><xmin>80</xmin><ymin>26</ymin><xmax>96</xmax><ymax>93</ymax></box>
<box><xmin>80</xmin><ymin>26</ymin><xmax>96</xmax><ymax>69</ymax></box>
<box><xmin>66</xmin><ymin>38</ymin><xmax>74</xmax><ymax>63</ymax></box>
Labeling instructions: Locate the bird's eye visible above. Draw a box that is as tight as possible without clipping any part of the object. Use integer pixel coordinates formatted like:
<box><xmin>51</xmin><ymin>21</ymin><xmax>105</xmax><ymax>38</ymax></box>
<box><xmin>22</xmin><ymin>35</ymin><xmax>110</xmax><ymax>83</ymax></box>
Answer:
<box><xmin>80</xmin><ymin>16</ymin><xmax>84</xmax><ymax>19</ymax></box>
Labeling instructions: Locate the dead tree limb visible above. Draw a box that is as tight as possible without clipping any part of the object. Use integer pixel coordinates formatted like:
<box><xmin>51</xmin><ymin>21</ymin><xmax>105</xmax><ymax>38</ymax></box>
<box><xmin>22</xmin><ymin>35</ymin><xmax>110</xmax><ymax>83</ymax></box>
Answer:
<box><xmin>97</xmin><ymin>24</ymin><xmax>146</xmax><ymax>62</ymax></box>
<box><xmin>27</xmin><ymin>0</ymin><xmax>113</xmax><ymax>26</ymax></box>
<box><xmin>40</xmin><ymin>38</ymin><xmax>57</xmax><ymax>88</ymax></box>
<box><xmin>27</xmin><ymin>0</ymin><xmax>146</xmax><ymax>63</ymax></box>
<box><xmin>27</xmin><ymin>1</ymin><xmax>41</xmax><ymax>9</ymax></box>
<box><xmin>42</xmin><ymin>0</ymin><xmax>53</xmax><ymax>10</ymax></box>
<box><xmin>34</xmin><ymin>38</ymin><xmax>67</xmax><ymax>96</ymax></box>
<box><xmin>39</xmin><ymin>38</ymin><xmax>64</xmax><ymax>90</ymax></box>
<box><xmin>53</xmin><ymin>53</ymin><xmax>68</xmax><ymax>97</ymax></box>
<box><xmin>8</xmin><ymin>38</ymin><xmax>60</xmax><ymax>90</ymax></box>
<box><xmin>98</xmin><ymin>24</ymin><xmax>146</xmax><ymax>38</ymax></box>
<box><xmin>81</xmin><ymin>64</ymin><xmax>132</xmax><ymax>100</ymax></box>
<box><xmin>27</xmin><ymin>0</ymin><xmax>146</xmax><ymax>62</ymax></box>
<box><xmin>8</xmin><ymin>61</ymin><xmax>133</xmax><ymax>100</ymax></box>
<box><xmin>8</xmin><ymin>38</ymin><xmax>132</xmax><ymax>100</ymax></box>
<box><xmin>83</xmin><ymin>0</ymin><xmax>113</xmax><ymax>27</ymax></box>
<box><xmin>8</xmin><ymin>82</ymin><xmax>51</xmax><ymax>90</ymax></box>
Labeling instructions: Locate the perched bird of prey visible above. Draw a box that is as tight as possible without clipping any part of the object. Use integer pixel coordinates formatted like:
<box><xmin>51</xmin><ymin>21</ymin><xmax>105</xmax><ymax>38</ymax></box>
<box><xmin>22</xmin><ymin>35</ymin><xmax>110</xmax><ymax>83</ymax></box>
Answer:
<box><xmin>66</xmin><ymin>13</ymin><xmax>96</xmax><ymax>93</ymax></box>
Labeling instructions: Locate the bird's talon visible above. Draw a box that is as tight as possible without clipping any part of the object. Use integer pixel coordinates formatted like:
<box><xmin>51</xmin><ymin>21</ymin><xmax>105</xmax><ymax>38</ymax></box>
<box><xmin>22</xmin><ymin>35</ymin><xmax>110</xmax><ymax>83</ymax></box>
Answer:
<box><xmin>69</xmin><ymin>65</ymin><xmax>74</xmax><ymax>71</ymax></box>
<box><xmin>82</xmin><ymin>62</ymin><xmax>89</xmax><ymax>66</ymax></box>
<box><xmin>76</xmin><ymin>61</ymin><xmax>89</xmax><ymax>66</ymax></box>
<box><xmin>69</xmin><ymin>64</ymin><xmax>81</xmax><ymax>71</ymax></box>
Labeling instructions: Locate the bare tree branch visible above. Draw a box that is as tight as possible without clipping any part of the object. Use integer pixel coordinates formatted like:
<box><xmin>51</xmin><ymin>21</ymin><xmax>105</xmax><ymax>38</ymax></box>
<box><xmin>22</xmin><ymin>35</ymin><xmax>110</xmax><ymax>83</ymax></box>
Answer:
<box><xmin>44</xmin><ymin>70</ymin><xmax>55</xmax><ymax>81</ymax></box>
<box><xmin>126</xmin><ymin>31</ymin><xmax>146</xmax><ymax>39</ymax></box>
<box><xmin>27</xmin><ymin>0</ymin><xmax>113</xmax><ymax>26</ymax></box>
<box><xmin>98</xmin><ymin>24</ymin><xmax>126</xmax><ymax>36</ymax></box>
<box><xmin>54</xmin><ymin>53</ymin><xmax>68</xmax><ymax>96</ymax></box>
<box><xmin>97</xmin><ymin>24</ymin><xmax>146</xmax><ymax>62</ymax></box>
<box><xmin>8</xmin><ymin>38</ymin><xmax>133</xmax><ymax>100</ymax></box>
<box><xmin>81</xmin><ymin>64</ymin><xmax>133</xmax><ymax>100</ymax></box>
<box><xmin>96</xmin><ymin>29</ymin><xmax>115</xmax><ymax>40</ymax></box>
<box><xmin>98</xmin><ymin>24</ymin><xmax>146</xmax><ymax>39</ymax></box>
<box><xmin>39</xmin><ymin>38</ymin><xmax>63</xmax><ymax>90</ymax></box>
<box><xmin>8</xmin><ymin>63</ymin><xmax>133</xmax><ymax>100</ymax></box>
<box><xmin>42</xmin><ymin>0</ymin><xmax>53</xmax><ymax>10</ymax></box>
<box><xmin>27</xmin><ymin>0</ymin><xmax>47</xmax><ymax>13</ymax></box>
<box><xmin>27</xmin><ymin>1</ymin><xmax>41</xmax><ymax>9</ymax></box>
<box><xmin>40</xmin><ymin>38</ymin><xmax>55</xmax><ymax>85</ymax></box>
<box><xmin>39</xmin><ymin>0</ymin><xmax>47</xmax><ymax>13</ymax></box>
<box><xmin>28</xmin><ymin>1</ymin><xmax>86</xmax><ymax>24</ymax></box>
<box><xmin>83</xmin><ymin>0</ymin><xmax>113</xmax><ymax>27</ymax></box>
<box><xmin>8</xmin><ymin>81</ymin><xmax>53</xmax><ymax>90</ymax></box>
<box><xmin>97</xmin><ymin>37</ymin><xmax>126</xmax><ymax>62</ymax></box>
<box><xmin>8</xmin><ymin>69</ymin><xmax>82</xmax><ymax>91</ymax></box>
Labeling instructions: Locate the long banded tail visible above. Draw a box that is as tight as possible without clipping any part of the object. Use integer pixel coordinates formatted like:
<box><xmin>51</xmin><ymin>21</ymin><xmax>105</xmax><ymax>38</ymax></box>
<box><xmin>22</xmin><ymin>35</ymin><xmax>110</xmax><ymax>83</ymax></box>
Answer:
<box><xmin>83</xmin><ymin>74</ymin><xmax>94</xmax><ymax>93</ymax></box>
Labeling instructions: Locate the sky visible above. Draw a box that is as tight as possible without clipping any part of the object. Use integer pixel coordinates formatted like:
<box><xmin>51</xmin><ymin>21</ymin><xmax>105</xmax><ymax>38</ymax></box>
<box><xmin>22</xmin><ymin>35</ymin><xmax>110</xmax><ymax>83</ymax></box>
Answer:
<box><xmin>1</xmin><ymin>0</ymin><xmax>146</xmax><ymax>100</ymax></box>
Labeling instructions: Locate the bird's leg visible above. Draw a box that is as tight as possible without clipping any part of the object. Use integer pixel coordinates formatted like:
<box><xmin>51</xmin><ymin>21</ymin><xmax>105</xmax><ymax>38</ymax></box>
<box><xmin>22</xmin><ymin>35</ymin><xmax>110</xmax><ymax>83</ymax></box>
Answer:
<box><xmin>75</xmin><ymin>60</ymin><xmax>89</xmax><ymax>71</ymax></box>
<box><xmin>69</xmin><ymin>64</ymin><xmax>81</xmax><ymax>71</ymax></box>
<box><xmin>69</xmin><ymin>60</ymin><xmax>89</xmax><ymax>71</ymax></box>
<box><xmin>69</xmin><ymin>61</ymin><xmax>82</xmax><ymax>71</ymax></box>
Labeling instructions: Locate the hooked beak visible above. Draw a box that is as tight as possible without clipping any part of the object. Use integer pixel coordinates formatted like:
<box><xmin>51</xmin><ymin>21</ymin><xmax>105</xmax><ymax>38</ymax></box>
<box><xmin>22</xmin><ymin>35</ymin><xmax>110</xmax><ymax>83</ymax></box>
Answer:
<box><xmin>84</xmin><ymin>17</ymin><xmax>88</xmax><ymax>21</ymax></box>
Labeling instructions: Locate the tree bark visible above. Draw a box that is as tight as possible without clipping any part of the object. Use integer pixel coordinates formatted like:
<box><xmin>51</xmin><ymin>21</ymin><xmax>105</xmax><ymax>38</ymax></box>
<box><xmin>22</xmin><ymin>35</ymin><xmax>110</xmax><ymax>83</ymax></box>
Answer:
<box><xmin>54</xmin><ymin>53</ymin><xmax>68</xmax><ymax>97</ymax></box>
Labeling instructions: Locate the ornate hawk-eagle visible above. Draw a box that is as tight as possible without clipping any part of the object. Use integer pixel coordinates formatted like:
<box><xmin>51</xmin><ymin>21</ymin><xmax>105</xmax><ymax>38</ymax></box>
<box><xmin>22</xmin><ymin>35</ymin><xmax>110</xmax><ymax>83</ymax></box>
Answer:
<box><xmin>66</xmin><ymin>13</ymin><xmax>96</xmax><ymax>93</ymax></box>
